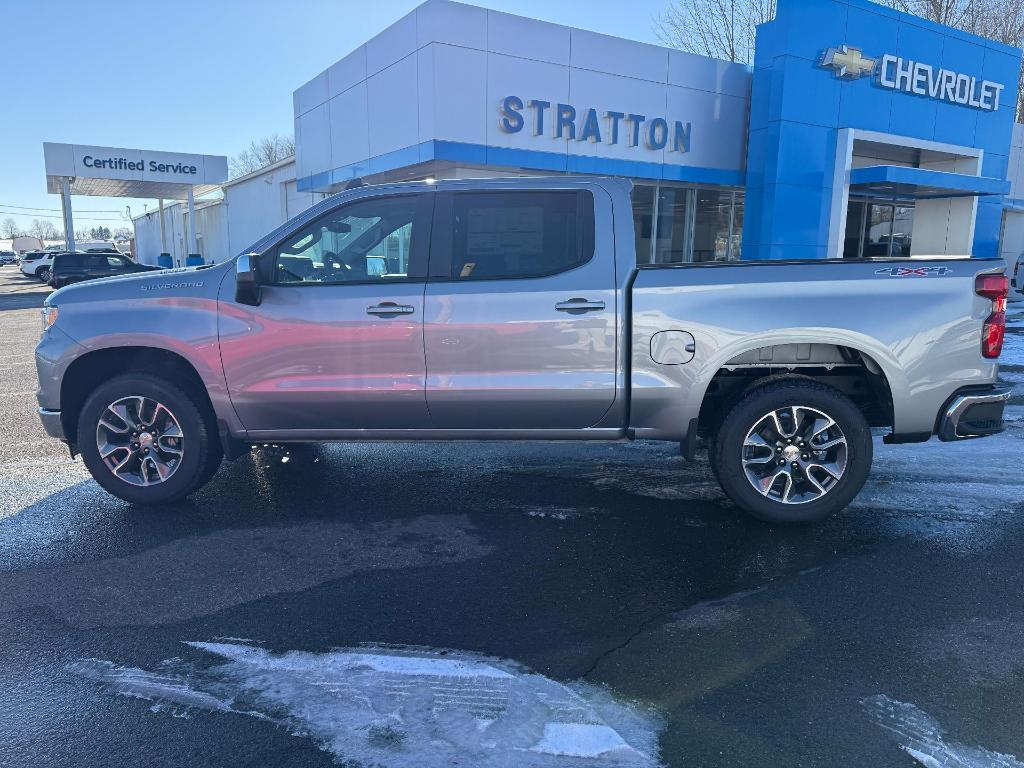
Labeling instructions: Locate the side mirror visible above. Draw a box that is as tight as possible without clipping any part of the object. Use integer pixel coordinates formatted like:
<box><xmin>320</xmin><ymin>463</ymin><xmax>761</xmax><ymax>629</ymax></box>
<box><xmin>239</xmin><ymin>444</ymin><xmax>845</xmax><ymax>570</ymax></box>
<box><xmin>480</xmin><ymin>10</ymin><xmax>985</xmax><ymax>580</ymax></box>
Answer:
<box><xmin>236</xmin><ymin>253</ymin><xmax>262</xmax><ymax>306</ymax></box>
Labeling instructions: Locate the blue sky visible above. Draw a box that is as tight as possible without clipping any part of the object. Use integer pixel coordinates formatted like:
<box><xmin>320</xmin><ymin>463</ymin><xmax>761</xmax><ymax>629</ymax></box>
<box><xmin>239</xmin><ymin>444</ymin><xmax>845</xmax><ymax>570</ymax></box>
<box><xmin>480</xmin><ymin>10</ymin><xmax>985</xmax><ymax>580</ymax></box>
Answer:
<box><xmin>2</xmin><ymin>0</ymin><xmax>665</xmax><ymax>234</ymax></box>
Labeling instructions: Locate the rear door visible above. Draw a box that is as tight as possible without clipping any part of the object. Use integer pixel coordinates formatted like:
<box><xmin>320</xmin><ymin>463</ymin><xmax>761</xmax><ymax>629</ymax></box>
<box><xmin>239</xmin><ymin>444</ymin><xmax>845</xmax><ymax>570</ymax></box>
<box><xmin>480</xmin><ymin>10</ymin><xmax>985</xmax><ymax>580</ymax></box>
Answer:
<box><xmin>423</xmin><ymin>186</ymin><xmax>617</xmax><ymax>429</ymax></box>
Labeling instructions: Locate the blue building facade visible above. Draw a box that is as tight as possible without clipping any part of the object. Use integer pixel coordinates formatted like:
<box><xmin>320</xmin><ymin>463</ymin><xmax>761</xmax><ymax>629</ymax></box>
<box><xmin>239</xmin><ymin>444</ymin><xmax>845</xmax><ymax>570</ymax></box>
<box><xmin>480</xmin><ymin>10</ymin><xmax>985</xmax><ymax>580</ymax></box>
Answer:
<box><xmin>745</xmin><ymin>0</ymin><xmax>1021</xmax><ymax>260</ymax></box>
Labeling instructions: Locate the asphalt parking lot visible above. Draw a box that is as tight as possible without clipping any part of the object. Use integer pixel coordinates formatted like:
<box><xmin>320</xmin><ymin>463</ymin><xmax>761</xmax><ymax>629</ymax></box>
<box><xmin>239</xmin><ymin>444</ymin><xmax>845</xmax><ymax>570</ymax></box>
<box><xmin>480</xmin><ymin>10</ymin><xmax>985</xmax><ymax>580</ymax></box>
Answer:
<box><xmin>1</xmin><ymin>264</ymin><xmax>1024</xmax><ymax>767</ymax></box>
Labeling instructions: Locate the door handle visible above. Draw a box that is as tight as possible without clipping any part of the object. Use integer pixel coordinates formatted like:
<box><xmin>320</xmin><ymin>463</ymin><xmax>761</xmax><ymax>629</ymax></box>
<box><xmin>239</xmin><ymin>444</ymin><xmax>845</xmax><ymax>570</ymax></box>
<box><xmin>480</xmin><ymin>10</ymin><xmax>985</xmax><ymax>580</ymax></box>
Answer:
<box><xmin>367</xmin><ymin>302</ymin><xmax>415</xmax><ymax>316</ymax></box>
<box><xmin>555</xmin><ymin>298</ymin><xmax>606</xmax><ymax>314</ymax></box>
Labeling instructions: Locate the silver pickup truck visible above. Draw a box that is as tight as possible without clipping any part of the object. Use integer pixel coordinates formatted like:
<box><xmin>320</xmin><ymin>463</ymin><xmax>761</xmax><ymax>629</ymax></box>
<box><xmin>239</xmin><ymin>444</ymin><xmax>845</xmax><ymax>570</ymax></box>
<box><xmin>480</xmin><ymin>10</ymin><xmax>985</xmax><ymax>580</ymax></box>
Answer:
<box><xmin>35</xmin><ymin>177</ymin><xmax>1011</xmax><ymax>522</ymax></box>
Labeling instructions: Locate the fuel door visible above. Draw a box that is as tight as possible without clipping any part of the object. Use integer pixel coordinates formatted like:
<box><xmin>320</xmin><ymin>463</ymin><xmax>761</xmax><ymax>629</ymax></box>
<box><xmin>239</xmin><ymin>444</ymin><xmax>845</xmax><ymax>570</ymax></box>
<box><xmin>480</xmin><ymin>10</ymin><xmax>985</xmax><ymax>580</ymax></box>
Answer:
<box><xmin>650</xmin><ymin>330</ymin><xmax>696</xmax><ymax>365</ymax></box>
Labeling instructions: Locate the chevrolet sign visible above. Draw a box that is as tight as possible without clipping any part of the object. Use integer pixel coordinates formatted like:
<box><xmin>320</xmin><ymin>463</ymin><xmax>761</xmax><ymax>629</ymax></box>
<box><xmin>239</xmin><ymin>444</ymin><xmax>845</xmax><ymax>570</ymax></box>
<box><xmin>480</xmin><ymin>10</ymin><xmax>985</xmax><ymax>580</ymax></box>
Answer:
<box><xmin>819</xmin><ymin>45</ymin><xmax>1005</xmax><ymax>111</ymax></box>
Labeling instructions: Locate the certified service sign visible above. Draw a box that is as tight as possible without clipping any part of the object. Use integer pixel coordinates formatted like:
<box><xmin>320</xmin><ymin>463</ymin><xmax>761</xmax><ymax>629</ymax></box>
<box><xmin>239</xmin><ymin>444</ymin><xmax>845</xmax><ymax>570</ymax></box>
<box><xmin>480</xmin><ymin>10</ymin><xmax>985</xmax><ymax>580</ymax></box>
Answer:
<box><xmin>818</xmin><ymin>44</ymin><xmax>1005</xmax><ymax>111</ymax></box>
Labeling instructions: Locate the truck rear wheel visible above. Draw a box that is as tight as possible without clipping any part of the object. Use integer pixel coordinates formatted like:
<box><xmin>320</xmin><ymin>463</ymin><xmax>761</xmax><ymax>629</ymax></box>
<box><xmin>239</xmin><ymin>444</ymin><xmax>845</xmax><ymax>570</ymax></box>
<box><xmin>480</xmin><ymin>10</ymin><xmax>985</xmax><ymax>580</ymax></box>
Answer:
<box><xmin>710</xmin><ymin>379</ymin><xmax>872</xmax><ymax>523</ymax></box>
<box><xmin>78</xmin><ymin>374</ymin><xmax>220</xmax><ymax>505</ymax></box>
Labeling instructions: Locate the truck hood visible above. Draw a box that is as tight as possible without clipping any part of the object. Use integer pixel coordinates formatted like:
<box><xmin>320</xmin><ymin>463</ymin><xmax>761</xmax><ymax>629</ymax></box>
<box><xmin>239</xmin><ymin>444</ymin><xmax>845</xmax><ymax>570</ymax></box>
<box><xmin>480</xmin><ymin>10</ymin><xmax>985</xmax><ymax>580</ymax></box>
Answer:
<box><xmin>47</xmin><ymin>262</ymin><xmax>232</xmax><ymax>306</ymax></box>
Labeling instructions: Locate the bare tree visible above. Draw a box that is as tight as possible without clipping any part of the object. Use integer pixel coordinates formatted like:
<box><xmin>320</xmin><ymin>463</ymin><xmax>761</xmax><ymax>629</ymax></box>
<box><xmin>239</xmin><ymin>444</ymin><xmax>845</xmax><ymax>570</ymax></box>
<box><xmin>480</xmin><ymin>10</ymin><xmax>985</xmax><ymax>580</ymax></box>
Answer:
<box><xmin>229</xmin><ymin>134</ymin><xmax>296</xmax><ymax>179</ymax></box>
<box><xmin>1</xmin><ymin>218</ymin><xmax>21</xmax><ymax>239</ymax></box>
<box><xmin>74</xmin><ymin>227</ymin><xmax>91</xmax><ymax>241</ymax></box>
<box><xmin>113</xmin><ymin>227</ymin><xmax>132</xmax><ymax>239</ymax></box>
<box><xmin>656</xmin><ymin>0</ymin><xmax>1024</xmax><ymax>117</ymax></box>
<box><xmin>655</xmin><ymin>0</ymin><xmax>776</xmax><ymax>64</ymax></box>
<box><xmin>28</xmin><ymin>218</ymin><xmax>61</xmax><ymax>240</ymax></box>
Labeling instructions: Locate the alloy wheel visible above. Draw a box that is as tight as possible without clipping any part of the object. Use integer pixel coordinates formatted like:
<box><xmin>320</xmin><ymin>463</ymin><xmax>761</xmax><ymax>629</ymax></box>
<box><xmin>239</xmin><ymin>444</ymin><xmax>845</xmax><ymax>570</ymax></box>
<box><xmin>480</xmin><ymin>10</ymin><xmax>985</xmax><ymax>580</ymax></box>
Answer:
<box><xmin>741</xmin><ymin>405</ymin><xmax>848</xmax><ymax>504</ymax></box>
<box><xmin>95</xmin><ymin>396</ymin><xmax>185</xmax><ymax>486</ymax></box>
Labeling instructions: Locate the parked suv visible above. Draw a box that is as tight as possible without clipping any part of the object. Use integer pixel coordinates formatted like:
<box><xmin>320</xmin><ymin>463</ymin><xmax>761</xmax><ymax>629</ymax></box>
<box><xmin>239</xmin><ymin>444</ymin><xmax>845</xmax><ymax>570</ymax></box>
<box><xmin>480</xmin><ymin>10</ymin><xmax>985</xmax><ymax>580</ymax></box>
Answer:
<box><xmin>50</xmin><ymin>252</ymin><xmax>160</xmax><ymax>289</ymax></box>
<box><xmin>0</xmin><ymin>251</ymin><xmax>16</xmax><ymax>265</ymax></box>
<box><xmin>19</xmin><ymin>251</ymin><xmax>54</xmax><ymax>281</ymax></box>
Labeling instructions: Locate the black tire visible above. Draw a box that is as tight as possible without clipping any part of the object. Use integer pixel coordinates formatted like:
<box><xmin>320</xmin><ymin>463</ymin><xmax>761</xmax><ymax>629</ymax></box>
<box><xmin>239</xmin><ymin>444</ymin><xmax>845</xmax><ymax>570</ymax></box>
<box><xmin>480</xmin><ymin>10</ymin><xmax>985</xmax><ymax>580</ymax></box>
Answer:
<box><xmin>78</xmin><ymin>373</ymin><xmax>218</xmax><ymax>505</ymax></box>
<box><xmin>710</xmin><ymin>379</ymin><xmax>872</xmax><ymax>523</ymax></box>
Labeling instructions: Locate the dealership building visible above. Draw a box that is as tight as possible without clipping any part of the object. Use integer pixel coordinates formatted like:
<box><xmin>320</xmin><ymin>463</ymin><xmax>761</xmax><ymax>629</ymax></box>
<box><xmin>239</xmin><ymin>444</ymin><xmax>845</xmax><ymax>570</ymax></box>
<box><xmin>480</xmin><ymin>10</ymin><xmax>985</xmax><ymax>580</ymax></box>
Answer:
<box><xmin>134</xmin><ymin>0</ymin><xmax>1024</xmax><ymax>294</ymax></box>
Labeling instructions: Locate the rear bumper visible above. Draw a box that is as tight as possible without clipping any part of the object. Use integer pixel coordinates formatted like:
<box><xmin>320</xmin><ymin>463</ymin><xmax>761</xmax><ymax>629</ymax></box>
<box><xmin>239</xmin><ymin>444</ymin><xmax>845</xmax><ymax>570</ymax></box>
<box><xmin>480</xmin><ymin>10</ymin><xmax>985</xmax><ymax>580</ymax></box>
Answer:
<box><xmin>937</xmin><ymin>384</ymin><xmax>1011</xmax><ymax>441</ymax></box>
<box><xmin>38</xmin><ymin>407</ymin><xmax>65</xmax><ymax>440</ymax></box>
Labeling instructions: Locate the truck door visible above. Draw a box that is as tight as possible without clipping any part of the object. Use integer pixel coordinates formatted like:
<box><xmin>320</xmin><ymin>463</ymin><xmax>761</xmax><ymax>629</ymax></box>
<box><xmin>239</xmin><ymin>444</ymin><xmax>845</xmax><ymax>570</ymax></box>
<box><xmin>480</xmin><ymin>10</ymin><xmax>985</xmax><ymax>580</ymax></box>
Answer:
<box><xmin>423</xmin><ymin>187</ymin><xmax>617</xmax><ymax>429</ymax></box>
<box><xmin>219</xmin><ymin>192</ymin><xmax>432</xmax><ymax>432</ymax></box>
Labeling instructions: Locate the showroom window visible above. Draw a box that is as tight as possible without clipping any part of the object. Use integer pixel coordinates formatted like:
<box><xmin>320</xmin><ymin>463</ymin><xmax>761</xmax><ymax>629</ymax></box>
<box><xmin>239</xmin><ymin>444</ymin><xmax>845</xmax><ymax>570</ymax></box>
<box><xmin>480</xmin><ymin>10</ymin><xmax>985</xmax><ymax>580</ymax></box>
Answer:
<box><xmin>843</xmin><ymin>200</ymin><xmax>915</xmax><ymax>258</ymax></box>
<box><xmin>632</xmin><ymin>184</ymin><xmax>744</xmax><ymax>264</ymax></box>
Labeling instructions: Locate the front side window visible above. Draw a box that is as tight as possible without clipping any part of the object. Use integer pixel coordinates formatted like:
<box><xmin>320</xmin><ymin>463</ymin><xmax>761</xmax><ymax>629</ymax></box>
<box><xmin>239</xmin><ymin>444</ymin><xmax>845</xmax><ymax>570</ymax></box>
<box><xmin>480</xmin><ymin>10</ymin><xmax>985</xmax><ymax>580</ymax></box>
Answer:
<box><xmin>271</xmin><ymin>195</ymin><xmax>419</xmax><ymax>285</ymax></box>
<box><xmin>448</xmin><ymin>191</ymin><xmax>594</xmax><ymax>280</ymax></box>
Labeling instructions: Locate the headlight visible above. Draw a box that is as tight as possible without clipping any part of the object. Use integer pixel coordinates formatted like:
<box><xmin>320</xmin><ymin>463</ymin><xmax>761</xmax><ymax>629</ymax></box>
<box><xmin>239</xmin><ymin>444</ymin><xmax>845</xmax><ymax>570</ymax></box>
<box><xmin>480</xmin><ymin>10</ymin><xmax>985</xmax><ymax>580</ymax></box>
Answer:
<box><xmin>41</xmin><ymin>306</ymin><xmax>58</xmax><ymax>330</ymax></box>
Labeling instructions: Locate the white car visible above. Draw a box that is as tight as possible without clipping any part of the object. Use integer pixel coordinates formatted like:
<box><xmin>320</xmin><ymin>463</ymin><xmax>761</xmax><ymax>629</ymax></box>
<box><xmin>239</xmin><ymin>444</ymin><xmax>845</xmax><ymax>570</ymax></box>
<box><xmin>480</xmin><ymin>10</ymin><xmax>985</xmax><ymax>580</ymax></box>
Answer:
<box><xmin>19</xmin><ymin>251</ymin><xmax>56</xmax><ymax>281</ymax></box>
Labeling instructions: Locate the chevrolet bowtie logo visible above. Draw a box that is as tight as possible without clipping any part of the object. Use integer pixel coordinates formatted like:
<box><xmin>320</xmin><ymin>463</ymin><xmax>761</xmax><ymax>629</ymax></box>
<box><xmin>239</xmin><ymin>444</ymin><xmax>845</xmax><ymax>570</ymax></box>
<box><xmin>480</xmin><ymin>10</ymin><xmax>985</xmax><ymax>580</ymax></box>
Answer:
<box><xmin>819</xmin><ymin>45</ymin><xmax>877</xmax><ymax>79</ymax></box>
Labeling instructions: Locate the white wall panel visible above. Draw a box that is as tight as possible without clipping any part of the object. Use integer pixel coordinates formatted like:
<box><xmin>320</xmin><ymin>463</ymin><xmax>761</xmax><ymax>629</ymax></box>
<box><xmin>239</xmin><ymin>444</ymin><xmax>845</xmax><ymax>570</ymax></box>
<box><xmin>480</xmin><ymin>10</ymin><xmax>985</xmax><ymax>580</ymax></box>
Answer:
<box><xmin>294</xmin><ymin>70</ymin><xmax>328</xmax><ymax>117</ymax></box>
<box><xmin>295</xmin><ymin>103</ymin><xmax>332</xmax><ymax>181</ymax></box>
<box><xmin>431</xmin><ymin>44</ymin><xmax>488</xmax><ymax>145</ymax></box>
<box><xmin>327</xmin><ymin>46</ymin><xmax>367</xmax><ymax>99</ymax></box>
<box><xmin>416</xmin><ymin>46</ymin><xmax>436</xmax><ymax>143</ymax></box>
<box><xmin>417</xmin><ymin>0</ymin><xmax>487</xmax><ymax>49</ymax></box>
<box><xmin>666</xmin><ymin>87</ymin><xmax>749</xmax><ymax>171</ymax></box>
<box><xmin>328</xmin><ymin>84</ymin><xmax>370</xmax><ymax>169</ymax></box>
<box><xmin>366</xmin><ymin>10</ymin><xmax>418</xmax><ymax>76</ymax></box>
<box><xmin>569</xmin><ymin>28</ymin><xmax>669</xmax><ymax>83</ymax></box>
<box><xmin>367</xmin><ymin>55</ymin><xmax>420</xmax><ymax>157</ymax></box>
<box><xmin>487</xmin><ymin>8</ymin><xmax>570</xmax><ymax>65</ymax></box>
<box><xmin>668</xmin><ymin>50</ymin><xmax>750</xmax><ymax>99</ymax></box>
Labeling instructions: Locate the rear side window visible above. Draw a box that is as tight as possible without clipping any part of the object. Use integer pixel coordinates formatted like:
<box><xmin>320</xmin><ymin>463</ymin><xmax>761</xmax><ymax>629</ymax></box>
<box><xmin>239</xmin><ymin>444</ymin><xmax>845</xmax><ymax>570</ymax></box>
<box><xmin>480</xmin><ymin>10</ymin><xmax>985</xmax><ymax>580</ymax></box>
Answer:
<box><xmin>85</xmin><ymin>255</ymin><xmax>107</xmax><ymax>269</ymax></box>
<box><xmin>445</xmin><ymin>190</ymin><xmax>594</xmax><ymax>280</ymax></box>
<box><xmin>57</xmin><ymin>254</ymin><xmax>83</xmax><ymax>268</ymax></box>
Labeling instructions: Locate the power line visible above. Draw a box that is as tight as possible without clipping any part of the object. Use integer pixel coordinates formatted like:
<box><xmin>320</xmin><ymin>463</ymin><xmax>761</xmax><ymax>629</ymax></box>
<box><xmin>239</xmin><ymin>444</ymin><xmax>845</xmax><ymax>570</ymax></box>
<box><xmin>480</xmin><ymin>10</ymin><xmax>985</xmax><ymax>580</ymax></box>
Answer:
<box><xmin>0</xmin><ymin>202</ymin><xmax>124</xmax><ymax>213</ymax></box>
<box><xmin>0</xmin><ymin>209</ymin><xmax>126</xmax><ymax>222</ymax></box>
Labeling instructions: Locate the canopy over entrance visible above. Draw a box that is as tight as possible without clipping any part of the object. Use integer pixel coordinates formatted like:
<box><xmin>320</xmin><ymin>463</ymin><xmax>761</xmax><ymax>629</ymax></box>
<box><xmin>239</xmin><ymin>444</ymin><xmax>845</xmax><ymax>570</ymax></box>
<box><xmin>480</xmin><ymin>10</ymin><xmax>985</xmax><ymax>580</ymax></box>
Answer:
<box><xmin>848</xmin><ymin>165</ymin><xmax>1010</xmax><ymax>201</ymax></box>
<box><xmin>42</xmin><ymin>142</ymin><xmax>227</xmax><ymax>259</ymax></box>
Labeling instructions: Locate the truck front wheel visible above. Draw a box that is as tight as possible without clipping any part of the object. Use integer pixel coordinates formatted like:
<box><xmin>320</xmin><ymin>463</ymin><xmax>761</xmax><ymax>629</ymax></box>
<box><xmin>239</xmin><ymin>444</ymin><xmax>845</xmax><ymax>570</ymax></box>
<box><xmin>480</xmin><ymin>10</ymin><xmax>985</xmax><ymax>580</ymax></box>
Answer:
<box><xmin>710</xmin><ymin>379</ymin><xmax>872</xmax><ymax>523</ymax></box>
<box><xmin>78</xmin><ymin>374</ymin><xmax>221</xmax><ymax>505</ymax></box>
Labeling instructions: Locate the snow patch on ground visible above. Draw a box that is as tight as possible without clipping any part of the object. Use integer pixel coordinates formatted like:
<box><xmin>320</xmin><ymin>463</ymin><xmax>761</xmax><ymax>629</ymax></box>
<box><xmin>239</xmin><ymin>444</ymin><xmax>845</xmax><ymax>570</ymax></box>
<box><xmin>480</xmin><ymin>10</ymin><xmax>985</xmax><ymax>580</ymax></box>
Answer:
<box><xmin>71</xmin><ymin>642</ymin><xmax>664</xmax><ymax>768</ymax></box>
<box><xmin>863</xmin><ymin>694</ymin><xmax>1024</xmax><ymax>767</ymax></box>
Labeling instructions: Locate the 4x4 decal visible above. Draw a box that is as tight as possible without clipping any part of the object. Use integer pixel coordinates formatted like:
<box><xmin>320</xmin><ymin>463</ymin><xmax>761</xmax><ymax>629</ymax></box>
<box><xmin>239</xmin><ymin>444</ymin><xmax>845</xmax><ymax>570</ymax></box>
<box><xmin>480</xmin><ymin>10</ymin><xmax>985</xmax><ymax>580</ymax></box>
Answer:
<box><xmin>875</xmin><ymin>266</ymin><xmax>953</xmax><ymax>277</ymax></box>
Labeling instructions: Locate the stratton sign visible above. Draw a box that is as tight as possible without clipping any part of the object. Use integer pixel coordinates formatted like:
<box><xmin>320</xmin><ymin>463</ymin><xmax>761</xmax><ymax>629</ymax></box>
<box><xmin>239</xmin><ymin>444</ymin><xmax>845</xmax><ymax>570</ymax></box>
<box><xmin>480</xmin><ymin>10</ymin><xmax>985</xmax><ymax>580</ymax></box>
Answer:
<box><xmin>498</xmin><ymin>96</ymin><xmax>692</xmax><ymax>153</ymax></box>
<box><xmin>818</xmin><ymin>44</ymin><xmax>1006</xmax><ymax>112</ymax></box>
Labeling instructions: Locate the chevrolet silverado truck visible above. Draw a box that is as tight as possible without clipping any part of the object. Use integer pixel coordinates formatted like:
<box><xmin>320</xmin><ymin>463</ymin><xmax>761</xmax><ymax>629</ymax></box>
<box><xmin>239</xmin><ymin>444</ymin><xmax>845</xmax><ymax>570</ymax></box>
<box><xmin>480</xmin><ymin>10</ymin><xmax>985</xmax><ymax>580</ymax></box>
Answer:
<box><xmin>35</xmin><ymin>177</ymin><xmax>1011</xmax><ymax>522</ymax></box>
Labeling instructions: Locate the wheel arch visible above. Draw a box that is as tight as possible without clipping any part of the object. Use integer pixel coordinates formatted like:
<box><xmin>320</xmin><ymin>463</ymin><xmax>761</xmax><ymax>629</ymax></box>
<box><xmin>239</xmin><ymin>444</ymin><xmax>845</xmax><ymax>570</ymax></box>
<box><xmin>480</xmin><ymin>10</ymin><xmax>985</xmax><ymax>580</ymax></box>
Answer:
<box><xmin>693</xmin><ymin>337</ymin><xmax>898</xmax><ymax>440</ymax></box>
<box><xmin>60</xmin><ymin>347</ymin><xmax>219</xmax><ymax>450</ymax></box>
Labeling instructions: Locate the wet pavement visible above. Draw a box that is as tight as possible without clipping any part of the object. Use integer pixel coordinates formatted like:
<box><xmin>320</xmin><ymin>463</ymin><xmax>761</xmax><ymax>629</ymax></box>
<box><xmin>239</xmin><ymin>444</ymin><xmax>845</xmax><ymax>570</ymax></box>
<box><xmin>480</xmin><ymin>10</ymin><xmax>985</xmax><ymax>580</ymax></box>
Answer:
<box><xmin>1</xmin><ymin>264</ymin><xmax>1023</xmax><ymax>767</ymax></box>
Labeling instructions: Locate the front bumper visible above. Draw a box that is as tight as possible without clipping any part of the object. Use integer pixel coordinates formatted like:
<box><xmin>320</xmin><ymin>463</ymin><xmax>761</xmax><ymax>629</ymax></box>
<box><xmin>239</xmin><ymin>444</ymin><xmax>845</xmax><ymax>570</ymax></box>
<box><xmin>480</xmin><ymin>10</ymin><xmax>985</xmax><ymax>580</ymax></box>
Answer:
<box><xmin>937</xmin><ymin>384</ymin><xmax>1012</xmax><ymax>441</ymax></box>
<box><xmin>38</xmin><ymin>407</ymin><xmax>65</xmax><ymax>440</ymax></box>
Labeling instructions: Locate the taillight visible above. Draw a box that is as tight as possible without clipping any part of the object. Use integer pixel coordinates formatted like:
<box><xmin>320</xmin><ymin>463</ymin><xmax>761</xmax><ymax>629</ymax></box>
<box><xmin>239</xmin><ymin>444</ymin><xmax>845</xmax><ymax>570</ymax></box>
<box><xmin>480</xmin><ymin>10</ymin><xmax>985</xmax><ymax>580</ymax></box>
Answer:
<box><xmin>976</xmin><ymin>274</ymin><xmax>1009</xmax><ymax>358</ymax></box>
